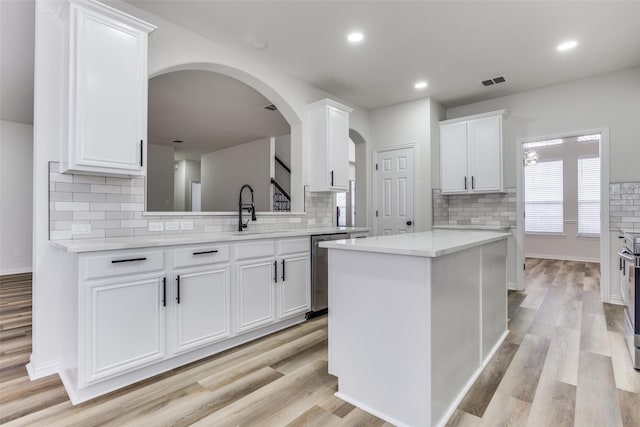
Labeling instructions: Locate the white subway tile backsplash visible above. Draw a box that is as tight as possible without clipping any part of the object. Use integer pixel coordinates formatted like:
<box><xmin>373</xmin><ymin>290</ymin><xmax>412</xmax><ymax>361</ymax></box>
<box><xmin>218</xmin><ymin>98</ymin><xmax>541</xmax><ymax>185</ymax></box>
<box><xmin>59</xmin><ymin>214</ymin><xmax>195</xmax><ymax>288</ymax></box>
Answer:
<box><xmin>106</xmin><ymin>194</ymin><xmax>136</xmax><ymax>203</ymax></box>
<box><xmin>49</xmin><ymin>168</ymin><xmax>336</xmax><ymax>240</ymax></box>
<box><xmin>121</xmin><ymin>203</ymin><xmax>144</xmax><ymax>211</ymax></box>
<box><xmin>55</xmin><ymin>183</ymin><xmax>91</xmax><ymax>193</ymax></box>
<box><xmin>55</xmin><ymin>202</ymin><xmax>90</xmax><ymax>211</ymax></box>
<box><xmin>90</xmin><ymin>184</ymin><xmax>122</xmax><ymax>194</ymax></box>
<box><xmin>73</xmin><ymin>211</ymin><xmax>106</xmax><ymax>221</ymax></box>
<box><xmin>73</xmin><ymin>175</ymin><xmax>106</xmax><ymax>184</ymax></box>
<box><xmin>50</xmin><ymin>172</ymin><xmax>74</xmax><ymax>183</ymax></box>
<box><xmin>90</xmin><ymin>203</ymin><xmax>121</xmax><ymax>211</ymax></box>
<box><xmin>73</xmin><ymin>193</ymin><xmax>106</xmax><ymax>203</ymax></box>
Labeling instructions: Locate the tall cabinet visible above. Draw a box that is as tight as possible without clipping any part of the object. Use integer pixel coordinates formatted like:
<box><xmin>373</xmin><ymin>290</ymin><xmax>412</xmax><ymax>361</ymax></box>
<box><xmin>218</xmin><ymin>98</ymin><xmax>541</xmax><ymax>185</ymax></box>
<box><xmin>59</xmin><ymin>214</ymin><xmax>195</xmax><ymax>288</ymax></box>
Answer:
<box><xmin>306</xmin><ymin>99</ymin><xmax>353</xmax><ymax>192</ymax></box>
<box><xmin>440</xmin><ymin>110</ymin><xmax>505</xmax><ymax>194</ymax></box>
<box><xmin>61</xmin><ymin>0</ymin><xmax>156</xmax><ymax>176</ymax></box>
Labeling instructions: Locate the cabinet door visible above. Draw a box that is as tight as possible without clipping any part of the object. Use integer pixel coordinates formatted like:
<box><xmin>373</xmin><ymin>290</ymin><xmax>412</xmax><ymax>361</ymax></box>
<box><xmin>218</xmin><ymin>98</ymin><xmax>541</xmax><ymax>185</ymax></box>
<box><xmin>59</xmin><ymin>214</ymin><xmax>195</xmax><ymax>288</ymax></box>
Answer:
<box><xmin>69</xmin><ymin>2</ymin><xmax>152</xmax><ymax>175</ymax></box>
<box><xmin>440</xmin><ymin>122</ymin><xmax>469</xmax><ymax>193</ymax></box>
<box><xmin>278</xmin><ymin>253</ymin><xmax>311</xmax><ymax>319</ymax></box>
<box><xmin>174</xmin><ymin>266</ymin><xmax>231</xmax><ymax>354</ymax></box>
<box><xmin>327</xmin><ymin>106</ymin><xmax>350</xmax><ymax>191</ymax></box>
<box><xmin>81</xmin><ymin>275</ymin><xmax>165</xmax><ymax>385</ymax></box>
<box><xmin>236</xmin><ymin>258</ymin><xmax>276</xmax><ymax>333</ymax></box>
<box><xmin>468</xmin><ymin>115</ymin><xmax>503</xmax><ymax>192</ymax></box>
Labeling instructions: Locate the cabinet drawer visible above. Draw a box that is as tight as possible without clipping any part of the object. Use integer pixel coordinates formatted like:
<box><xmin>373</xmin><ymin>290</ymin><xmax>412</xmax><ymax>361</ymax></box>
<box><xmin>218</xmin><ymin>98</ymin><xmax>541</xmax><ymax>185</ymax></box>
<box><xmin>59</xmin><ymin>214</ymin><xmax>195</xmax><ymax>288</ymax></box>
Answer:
<box><xmin>278</xmin><ymin>238</ymin><xmax>310</xmax><ymax>255</ymax></box>
<box><xmin>173</xmin><ymin>245</ymin><xmax>230</xmax><ymax>268</ymax></box>
<box><xmin>235</xmin><ymin>241</ymin><xmax>275</xmax><ymax>260</ymax></box>
<box><xmin>81</xmin><ymin>250</ymin><xmax>164</xmax><ymax>281</ymax></box>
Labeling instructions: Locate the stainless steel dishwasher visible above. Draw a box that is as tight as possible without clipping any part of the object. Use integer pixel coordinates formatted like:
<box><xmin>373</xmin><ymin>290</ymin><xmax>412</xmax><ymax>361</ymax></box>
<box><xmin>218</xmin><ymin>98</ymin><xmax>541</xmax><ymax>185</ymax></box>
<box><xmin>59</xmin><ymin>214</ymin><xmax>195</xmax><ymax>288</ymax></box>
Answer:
<box><xmin>307</xmin><ymin>233</ymin><xmax>349</xmax><ymax>318</ymax></box>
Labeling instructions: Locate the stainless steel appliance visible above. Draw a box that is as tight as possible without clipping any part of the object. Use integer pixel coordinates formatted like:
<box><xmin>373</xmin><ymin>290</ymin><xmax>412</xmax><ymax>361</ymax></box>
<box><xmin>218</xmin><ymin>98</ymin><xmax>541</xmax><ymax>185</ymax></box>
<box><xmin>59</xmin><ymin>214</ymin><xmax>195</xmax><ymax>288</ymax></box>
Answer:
<box><xmin>618</xmin><ymin>231</ymin><xmax>640</xmax><ymax>370</ymax></box>
<box><xmin>307</xmin><ymin>232</ymin><xmax>349</xmax><ymax>318</ymax></box>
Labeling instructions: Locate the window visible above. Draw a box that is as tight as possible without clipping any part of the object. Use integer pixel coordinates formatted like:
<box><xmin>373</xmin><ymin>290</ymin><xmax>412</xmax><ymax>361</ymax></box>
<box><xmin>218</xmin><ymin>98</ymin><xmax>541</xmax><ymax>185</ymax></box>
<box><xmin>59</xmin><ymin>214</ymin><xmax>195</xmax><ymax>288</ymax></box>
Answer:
<box><xmin>578</xmin><ymin>157</ymin><xmax>600</xmax><ymax>235</ymax></box>
<box><xmin>525</xmin><ymin>160</ymin><xmax>563</xmax><ymax>233</ymax></box>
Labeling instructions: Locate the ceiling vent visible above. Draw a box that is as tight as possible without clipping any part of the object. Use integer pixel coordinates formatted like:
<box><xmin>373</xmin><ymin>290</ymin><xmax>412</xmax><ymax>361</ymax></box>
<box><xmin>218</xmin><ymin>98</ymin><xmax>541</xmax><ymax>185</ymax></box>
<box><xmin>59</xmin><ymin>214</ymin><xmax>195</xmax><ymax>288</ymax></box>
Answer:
<box><xmin>481</xmin><ymin>75</ymin><xmax>507</xmax><ymax>87</ymax></box>
<box><xmin>264</xmin><ymin>104</ymin><xmax>278</xmax><ymax>111</ymax></box>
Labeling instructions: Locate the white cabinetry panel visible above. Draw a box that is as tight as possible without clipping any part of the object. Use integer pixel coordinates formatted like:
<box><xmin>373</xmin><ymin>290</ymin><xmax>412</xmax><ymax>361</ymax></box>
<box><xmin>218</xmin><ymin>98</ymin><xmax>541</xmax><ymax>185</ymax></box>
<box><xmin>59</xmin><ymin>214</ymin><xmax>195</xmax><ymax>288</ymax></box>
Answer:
<box><xmin>440</xmin><ymin>110</ymin><xmax>504</xmax><ymax>195</ymax></box>
<box><xmin>62</xmin><ymin>1</ymin><xmax>155</xmax><ymax>176</ymax></box>
<box><xmin>307</xmin><ymin>99</ymin><xmax>353</xmax><ymax>192</ymax></box>
<box><xmin>81</xmin><ymin>275</ymin><xmax>165</xmax><ymax>386</ymax></box>
<box><xmin>236</xmin><ymin>259</ymin><xmax>276</xmax><ymax>333</ymax></box>
<box><xmin>174</xmin><ymin>266</ymin><xmax>231</xmax><ymax>353</ymax></box>
<box><xmin>279</xmin><ymin>254</ymin><xmax>310</xmax><ymax>319</ymax></box>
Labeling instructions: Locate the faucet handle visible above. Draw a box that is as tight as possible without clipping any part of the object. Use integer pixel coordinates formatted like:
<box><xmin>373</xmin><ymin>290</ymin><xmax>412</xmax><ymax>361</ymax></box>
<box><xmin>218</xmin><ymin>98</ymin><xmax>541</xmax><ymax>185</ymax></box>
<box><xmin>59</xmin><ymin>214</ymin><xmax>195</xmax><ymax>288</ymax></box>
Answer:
<box><xmin>242</xmin><ymin>218</ymin><xmax>250</xmax><ymax>228</ymax></box>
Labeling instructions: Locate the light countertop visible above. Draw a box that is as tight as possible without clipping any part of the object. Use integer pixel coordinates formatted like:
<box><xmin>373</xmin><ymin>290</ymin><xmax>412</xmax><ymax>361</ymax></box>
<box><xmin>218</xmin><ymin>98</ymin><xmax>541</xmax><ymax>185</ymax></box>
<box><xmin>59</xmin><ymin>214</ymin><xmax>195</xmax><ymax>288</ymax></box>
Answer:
<box><xmin>432</xmin><ymin>224</ymin><xmax>512</xmax><ymax>231</ymax></box>
<box><xmin>319</xmin><ymin>229</ymin><xmax>510</xmax><ymax>258</ymax></box>
<box><xmin>51</xmin><ymin>227</ymin><xmax>370</xmax><ymax>253</ymax></box>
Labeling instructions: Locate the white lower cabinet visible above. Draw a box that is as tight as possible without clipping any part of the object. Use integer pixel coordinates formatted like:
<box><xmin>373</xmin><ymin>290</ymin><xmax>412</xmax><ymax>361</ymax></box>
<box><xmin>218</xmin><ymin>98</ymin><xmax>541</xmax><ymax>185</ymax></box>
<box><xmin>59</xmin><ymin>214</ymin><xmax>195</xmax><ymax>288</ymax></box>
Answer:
<box><xmin>235</xmin><ymin>237</ymin><xmax>310</xmax><ymax>333</ymax></box>
<box><xmin>75</xmin><ymin>236</ymin><xmax>310</xmax><ymax>401</ymax></box>
<box><xmin>236</xmin><ymin>258</ymin><xmax>277</xmax><ymax>333</ymax></box>
<box><xmin>173</xmin><ymin>265</ymin><xmax>231</xmax><ymax>354</ymax></box>
<box><xmin>278</xmin><ymin>253</ymin><xmax>310</xmax><ymax>319</ymax></box>
<box><xmin>79</xmin><ymin>250</ymin><xmax>167</xmax><ymax>386</ymax></box>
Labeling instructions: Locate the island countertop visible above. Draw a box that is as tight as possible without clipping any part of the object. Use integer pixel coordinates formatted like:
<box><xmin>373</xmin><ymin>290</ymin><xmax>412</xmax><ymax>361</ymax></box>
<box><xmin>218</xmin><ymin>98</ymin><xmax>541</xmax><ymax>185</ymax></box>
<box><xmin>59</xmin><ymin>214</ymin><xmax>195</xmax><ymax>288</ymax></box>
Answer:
<box><xmin>319</xmin><ymin>229</ymin><xmax>510</xmax><ymax>257</ymax></box>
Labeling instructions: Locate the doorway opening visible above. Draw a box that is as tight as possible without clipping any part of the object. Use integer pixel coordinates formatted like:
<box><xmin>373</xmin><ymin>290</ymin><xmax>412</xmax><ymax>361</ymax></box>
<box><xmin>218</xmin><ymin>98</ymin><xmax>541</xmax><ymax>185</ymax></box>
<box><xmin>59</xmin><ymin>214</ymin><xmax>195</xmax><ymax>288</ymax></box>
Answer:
<box><xmin>516</xmin><ymin>128</ymin><xmax>610</xmax><ymax>301</ymax></box>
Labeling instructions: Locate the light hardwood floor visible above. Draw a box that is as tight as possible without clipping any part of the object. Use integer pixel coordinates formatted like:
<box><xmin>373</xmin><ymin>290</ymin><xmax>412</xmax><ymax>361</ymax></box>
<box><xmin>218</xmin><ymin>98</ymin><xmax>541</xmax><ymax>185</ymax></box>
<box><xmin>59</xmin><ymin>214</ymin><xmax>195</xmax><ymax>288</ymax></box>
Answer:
<box><xmin>1</xmin><ymin>260</ymin><xmax>639</xmax><ymax>426</ymax></box>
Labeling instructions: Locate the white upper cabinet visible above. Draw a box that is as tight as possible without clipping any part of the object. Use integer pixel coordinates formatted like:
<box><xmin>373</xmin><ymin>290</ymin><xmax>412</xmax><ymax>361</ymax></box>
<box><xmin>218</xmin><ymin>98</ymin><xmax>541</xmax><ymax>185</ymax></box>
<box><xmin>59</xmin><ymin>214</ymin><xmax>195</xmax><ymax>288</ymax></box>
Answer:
<box><xmin>306</xmin><ymin>99</ymin><xmax>353</xmax><ymax>192</ymax></box>
<box><xmin>61</xmin><ymin>0</ymin><xmax>156</xmax><ymax>176</ymax></box>
<box><xmin>440</xmin><ymin>110</ymin><xmax>505</xmax><ymax>194</ymax></box>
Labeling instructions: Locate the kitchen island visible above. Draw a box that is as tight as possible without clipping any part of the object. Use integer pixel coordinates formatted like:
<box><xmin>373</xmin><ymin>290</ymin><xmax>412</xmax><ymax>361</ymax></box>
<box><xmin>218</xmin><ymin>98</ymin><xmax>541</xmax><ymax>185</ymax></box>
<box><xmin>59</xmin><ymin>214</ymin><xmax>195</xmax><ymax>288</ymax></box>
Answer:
<box><xmin>320</xmin><ymin>229</ymin><xmax>510</xmax><ymax>427</ymax></box>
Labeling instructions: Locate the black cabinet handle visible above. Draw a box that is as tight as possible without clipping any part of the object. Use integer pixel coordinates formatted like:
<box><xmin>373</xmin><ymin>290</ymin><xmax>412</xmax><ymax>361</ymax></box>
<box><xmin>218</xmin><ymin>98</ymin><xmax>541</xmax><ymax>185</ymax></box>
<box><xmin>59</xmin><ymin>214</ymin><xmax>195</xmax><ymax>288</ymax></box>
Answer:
<box><xmin>193</xmin><ymin>250</ymin><xmax>219</xmax><ymax>255</ymax></box>
<box><xmin>471</xmin><ymin>176</ymin><xmax>475</xmax><ymax>190</ymax></box>
<box><xmin>140</xmin><ymin>140</ymin><xmax>144</xmax><ymax>167</ymax></box>
<box><xmin>111</xmin><ymin>257</ymin><xmax>147</xmax><ymax>264</ymax></box>
<box><xmin>406</xmin><ymin>221</ymin><xmax>413</xmax><ymax>226</ymax></box>
<box><xmin>176</xmin><ymin>275</ymin><xmax>181</xmax><ymax>304</ymax></box>
<box><xmin>162</xmin><ymin>277</ymin><xmax>166</xmax><ymax>307</ymax></box>
<box><xmin>464</xmin><ymin>176</ymin><xmax>467</xmax><ymax>190</ymax></box>
<box><xmin>620</xmin><ymin>257</ymin><xmax>623</xmax><ymax>271</ymax></box>
<box><xmin>273</xmin><ymin>260</ymin><xmax>278</xmax><ymax>283</ymax></box>
<box><xmin>281</xmin><ymin>259</ymin><xmax>286</xmax><ymax>282</ymax></box>
<box><xmin>330</xmin><ymin>170</ymin><xmax>334</xmax><ymax>186</ymax></box>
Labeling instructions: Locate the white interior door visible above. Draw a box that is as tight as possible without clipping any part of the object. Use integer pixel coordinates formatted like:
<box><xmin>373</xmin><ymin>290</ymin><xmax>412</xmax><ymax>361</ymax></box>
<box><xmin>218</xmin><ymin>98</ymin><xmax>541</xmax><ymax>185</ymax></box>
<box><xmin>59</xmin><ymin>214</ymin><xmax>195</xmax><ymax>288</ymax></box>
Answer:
<box><xmin>375</xmin><ymin>146</ymin><xmax>415</xmax><ymax>236</ymax></box>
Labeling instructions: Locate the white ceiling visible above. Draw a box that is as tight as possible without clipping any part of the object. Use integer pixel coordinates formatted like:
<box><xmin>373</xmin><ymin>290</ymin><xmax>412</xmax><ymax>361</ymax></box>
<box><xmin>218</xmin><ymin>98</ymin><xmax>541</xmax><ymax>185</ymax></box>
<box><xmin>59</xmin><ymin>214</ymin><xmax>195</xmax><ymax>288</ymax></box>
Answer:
<box><xmin>3</xmin><ymin>1</ymin><xmax>640</xmax><ymax>126</ymax></box>
<box><xmin>148</xmin><ymin>70</ymin><xmax>289</xmax><ymax>160</ymax></box>
<box><xmin>126</xmin><ymin>0</ymin><xmax>640</xmax><ymax>110</ymax></box>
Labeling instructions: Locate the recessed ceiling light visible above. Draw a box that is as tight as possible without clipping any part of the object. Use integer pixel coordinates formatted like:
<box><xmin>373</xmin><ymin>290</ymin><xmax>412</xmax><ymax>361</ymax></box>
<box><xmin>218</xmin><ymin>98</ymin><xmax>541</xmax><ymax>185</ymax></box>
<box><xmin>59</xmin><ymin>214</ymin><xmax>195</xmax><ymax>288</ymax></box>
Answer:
<box><xmin>557</xmin><ymin>40</ymin><xmax>578</xmax><ymax>51</ymax></box>
<box><xmin>172</xmin><ymin>139</ymin><xmax>184</xmax><ymax>144</ymax></box>
<box><xmin>414</xmin><ymin>81</ymin><xmax>428</xmax><ymax>89</ymax></box>
<box><xmin>251</xmin><ymin>40</ymin><xmax>269</xmax><ymax>50</ymax></box>
<box><xmin>347</xmin><ymin>32</ymin><xmax>364</xmax><ymax>43</ymax></box>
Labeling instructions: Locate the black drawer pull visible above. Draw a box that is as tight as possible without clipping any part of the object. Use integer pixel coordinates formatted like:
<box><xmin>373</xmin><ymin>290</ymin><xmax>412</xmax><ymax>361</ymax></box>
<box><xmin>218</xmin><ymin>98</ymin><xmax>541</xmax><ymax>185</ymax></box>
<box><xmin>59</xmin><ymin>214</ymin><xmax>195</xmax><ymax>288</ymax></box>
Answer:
<box><xmin>176</xmin><ymin>275</ymin><xmax>181</xmax><ymax>304</ymax></box>
<box><xmin>193</xmin><ymin>250</ymin><xmax>219</xmax><ymax>255</ymax></box>
<box><xmin>111</xmin><ymin>257</ymin><xmax>147</xmax><ymax>264</ymax></box>
<box><xmin>281</xmin><ymin>259</ymin><xmax>286</xmax><ymax>281</ymax></box>
<box><xmin>162</xmin><ymin>277</ymin><xmax>166</xmax><ymax>307</ymax></box>
<box><xmin>274</xmin><ymin>260</ymin><xmax>278</xmax><ymax>283</ymax></box>
<box><xmin>464</xmin><ymin>176</ymin><xmax>467</xmax><ymax>190</ymax></box>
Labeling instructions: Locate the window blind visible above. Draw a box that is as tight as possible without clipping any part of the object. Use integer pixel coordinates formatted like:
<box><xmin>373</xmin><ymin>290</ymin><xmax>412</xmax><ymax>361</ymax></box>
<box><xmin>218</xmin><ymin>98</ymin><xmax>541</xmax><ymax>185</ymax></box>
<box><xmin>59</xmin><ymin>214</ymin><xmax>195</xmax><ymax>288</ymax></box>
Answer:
<box><xmin>525</xmin><ymin>160</ymin><xmax>563</xmax><ymax>233</ymax></box>
<box><xmin>578</xmin><ymin>157</ymin><xmax>600</xmax><ymax>235</ymax></box>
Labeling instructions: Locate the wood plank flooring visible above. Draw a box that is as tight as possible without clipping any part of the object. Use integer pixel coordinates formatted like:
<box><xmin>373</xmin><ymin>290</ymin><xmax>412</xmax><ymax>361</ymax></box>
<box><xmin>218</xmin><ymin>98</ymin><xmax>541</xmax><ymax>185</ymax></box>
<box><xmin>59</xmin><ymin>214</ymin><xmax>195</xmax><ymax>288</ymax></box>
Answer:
<box><xmin>1</xmin><ymin>259</ymin><xmax>639</xmax><ymax>426</ymax></box>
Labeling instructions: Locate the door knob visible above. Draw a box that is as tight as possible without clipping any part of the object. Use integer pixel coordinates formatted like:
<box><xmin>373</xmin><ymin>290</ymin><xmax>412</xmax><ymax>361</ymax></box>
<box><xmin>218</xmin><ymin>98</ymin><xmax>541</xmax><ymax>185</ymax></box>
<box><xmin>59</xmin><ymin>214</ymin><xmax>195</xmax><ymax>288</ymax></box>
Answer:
<box><xmin>406</xmin><ymin>221</ymin><xmax>413</xmax><ymax>226</ymax></box>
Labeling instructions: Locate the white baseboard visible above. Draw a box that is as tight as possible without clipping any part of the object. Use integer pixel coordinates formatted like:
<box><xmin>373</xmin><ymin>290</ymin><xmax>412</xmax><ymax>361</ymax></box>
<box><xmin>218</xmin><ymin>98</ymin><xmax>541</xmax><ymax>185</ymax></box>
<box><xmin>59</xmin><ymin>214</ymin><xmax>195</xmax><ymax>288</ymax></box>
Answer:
<box><xmin>0</xmin><ymin>266</ymin><xmax>32</xmax><ymax>276</ymax></box>
<box><xmin>606</xmin><ymin>295</ymin><xmax>624</xmax><ymax>305</ymax></box>
<box><xmin>26</xmin><ymin>357</ymin><xmax>70</xmax><ymax>380</ymax></box>
<box><xmin>525</xmin><ymin>253</ymin><xmax>600</xmax><ymax>263</ymax></box>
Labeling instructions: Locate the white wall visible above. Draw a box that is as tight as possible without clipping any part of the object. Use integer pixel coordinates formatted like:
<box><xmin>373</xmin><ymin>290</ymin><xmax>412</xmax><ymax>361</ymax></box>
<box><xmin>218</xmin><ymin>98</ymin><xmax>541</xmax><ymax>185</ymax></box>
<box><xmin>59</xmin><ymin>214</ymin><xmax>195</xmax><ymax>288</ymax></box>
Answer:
<box><xmin>146</xmin><ymin>143</ymin><xmax>174</xmax><ymax>211</ymax></box>
<box><xmin>0</xmin><ymin>120</ymin><xmax>33</xmax><ymax>274</ymax></box>
<box><xmin>368</xmin><ymin>97</ymin><xmax>444</xmax><ymax>232</ymax></box>
<box><xmin>445</xmin><ymin>67</ymin><xmax>640</xmax><ymax>187</ymax></box>
<box><xmin>201</xmin><ymin>138</ymin><xmax>271</xmax><ymax>212</ymax></box>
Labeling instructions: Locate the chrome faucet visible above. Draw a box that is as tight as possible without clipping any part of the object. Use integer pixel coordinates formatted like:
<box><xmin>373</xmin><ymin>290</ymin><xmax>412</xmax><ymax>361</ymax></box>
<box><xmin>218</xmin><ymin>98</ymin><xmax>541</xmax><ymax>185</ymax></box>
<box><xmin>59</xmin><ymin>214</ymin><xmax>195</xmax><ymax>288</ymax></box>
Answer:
<box><xmin>238</xmin><ymin>184</ymin><xmax>257</xmax><ymax>231</ymax></box>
